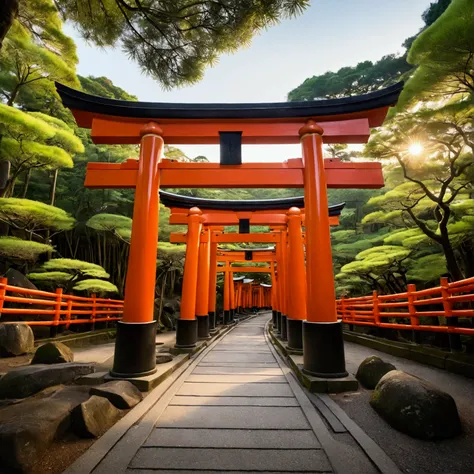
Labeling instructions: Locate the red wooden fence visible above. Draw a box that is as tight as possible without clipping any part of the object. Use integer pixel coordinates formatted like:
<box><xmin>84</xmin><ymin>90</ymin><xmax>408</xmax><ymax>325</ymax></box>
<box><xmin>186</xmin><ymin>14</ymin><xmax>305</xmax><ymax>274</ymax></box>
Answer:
<box><xmin>0</xmin><ymin>277</ymin><xmax>123</xmax><ymax>331</ymax></box>
<box><xmin>337</xmin><ymin>277</ymin><xmax>474</xmax><ymax>335</ymax></box>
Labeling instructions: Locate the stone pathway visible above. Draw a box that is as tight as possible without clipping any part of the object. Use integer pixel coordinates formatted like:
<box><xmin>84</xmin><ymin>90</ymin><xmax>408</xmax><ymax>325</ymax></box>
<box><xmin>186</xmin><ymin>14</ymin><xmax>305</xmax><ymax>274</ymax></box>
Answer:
<box><xmin>74</xmin><ymin>313</ymin><xmax>390</xmax><ymax>473</ymax></box>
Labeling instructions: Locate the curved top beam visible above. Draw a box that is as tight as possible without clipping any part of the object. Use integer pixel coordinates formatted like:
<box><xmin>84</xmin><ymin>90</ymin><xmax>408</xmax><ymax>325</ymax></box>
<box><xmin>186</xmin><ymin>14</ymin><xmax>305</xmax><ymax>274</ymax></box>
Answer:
<box><xmin>56</xmin><ymin>82</ymin><xmax>403</xmax><ymax>129</ymax></box>
<box><xmin>159</xmin><ymin>191</ymin><xmax>345</xmax><ymax>216</ymax></box>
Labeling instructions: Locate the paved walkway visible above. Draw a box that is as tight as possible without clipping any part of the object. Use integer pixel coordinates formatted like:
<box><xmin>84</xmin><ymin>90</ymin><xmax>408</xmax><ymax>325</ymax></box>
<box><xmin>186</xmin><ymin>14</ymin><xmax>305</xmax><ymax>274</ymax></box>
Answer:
<box><xmin>79</xmin><ymin>313</ymin><xmax>388</xmax><ymax>474</ymax></box>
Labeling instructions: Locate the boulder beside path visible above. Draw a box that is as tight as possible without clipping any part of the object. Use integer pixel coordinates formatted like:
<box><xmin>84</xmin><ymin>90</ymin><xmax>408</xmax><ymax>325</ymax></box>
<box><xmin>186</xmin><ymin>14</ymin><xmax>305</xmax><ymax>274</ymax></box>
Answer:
<box><xmin>370</xmin><ymin>370</ymin><xmax>462</xmax><ymax>439</ymax></box>
<box><xmin>356</xmin><ymin>355</ymin><xmax>396</xmax><ymax>389</ymax></box>
<box><xmin>90</xmin><ymin>380</ymin><xmax>143</xmax><ymax>409</ymax></box>
<box><xmin>0</xmin><ymin>323</ymin><xmax>34</xmax><ymax>357</ymax></box>
<box><xmin>32</xmin><ymin>341</ymin><xmax>74</xmax><ymax>364</ymax></box>
<box><xmin>0</xmin><ymin>363</ymin><xmax>95</xmax><ymax>399</ymax></box>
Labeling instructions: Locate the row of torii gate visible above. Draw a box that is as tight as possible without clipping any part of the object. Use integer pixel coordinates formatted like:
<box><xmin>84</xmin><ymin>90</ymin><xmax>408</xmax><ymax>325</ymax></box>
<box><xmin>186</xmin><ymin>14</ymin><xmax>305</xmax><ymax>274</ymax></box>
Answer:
<box><xmin>56</xmin><ymin>80</ymin><xmax>403</xmax><ymax>381</ymax></box>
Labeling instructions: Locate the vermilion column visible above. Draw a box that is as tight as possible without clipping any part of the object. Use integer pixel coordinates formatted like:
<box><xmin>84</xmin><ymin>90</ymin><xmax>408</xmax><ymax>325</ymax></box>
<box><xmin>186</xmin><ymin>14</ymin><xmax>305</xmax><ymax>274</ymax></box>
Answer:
<box><xmin>175</xmin><ymin>207</ymin><xmax>202</xmax><ymax>348</ymax></box>
<box><xmin>275</xmin><ymin>240</ymin><xmax>283</xmax><ymax>334</ymax></box>
<box><xmin>223</xmin><ymin>264</ymin><xmax>231</xmax><ymax>324</ymax></box>
<box><xmin>196</xmin><ymin>226</ymin><xmax>211</xmax><ymax>339</ymax></box>
<box><xmin>271</xmin><ymin>262</ymin><xmax>278</xmax><ymax>327</ymax></box>
<box><xmin>229</xmin><ymin>271</ymin><xmax>236</xmax><ymax>321</ymax></box>
<box><xmin>280</xmin><ymin>230</ymin><xmax>288</xmax><ymax>341</ymax></box>
<box><xmin>208</xmin><ymin>237</ymin><xmax>218</xmax><ymax>331</ymax></box>
<box><xmin>112</xmin><ymin>122</ymin><xmax>163</xmax><ymax>378</ymax></box>
<box><xmin>300</xmin><ymin>120</ymin><xmax>348</xmax><ymax>377</ymax></box>
<box><xmin>286</xmin><ymin>207</ymin><xmax>307</xmax><ymax>352</ymax></box>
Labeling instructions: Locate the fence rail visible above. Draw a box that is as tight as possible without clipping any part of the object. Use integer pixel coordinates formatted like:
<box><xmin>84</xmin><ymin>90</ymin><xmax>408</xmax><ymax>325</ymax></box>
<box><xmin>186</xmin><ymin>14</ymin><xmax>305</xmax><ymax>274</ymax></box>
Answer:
<box><xmin>337</xmin><ymin>277</ymin><xmax>474</xmax><ymax>336</ymax></box>
<box><xmin>0</xmin><ymin>277</ymin><xmax>123</xmax><ymax>332</ymax></box>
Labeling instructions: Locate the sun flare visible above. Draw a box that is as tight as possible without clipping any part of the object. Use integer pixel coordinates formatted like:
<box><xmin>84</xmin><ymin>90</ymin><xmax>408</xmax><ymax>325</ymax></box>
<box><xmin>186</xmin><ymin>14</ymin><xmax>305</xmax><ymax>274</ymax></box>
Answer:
<box><xmin>408</xmin><ymin>143</ymin><xmax>424</xmax><ymax>156</ymax></box>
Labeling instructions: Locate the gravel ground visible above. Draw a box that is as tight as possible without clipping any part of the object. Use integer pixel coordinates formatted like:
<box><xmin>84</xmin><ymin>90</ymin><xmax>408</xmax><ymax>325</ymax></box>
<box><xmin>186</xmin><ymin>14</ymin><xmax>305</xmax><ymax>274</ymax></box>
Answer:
<box><xmin>331</xmin><ymin>342</ymin><xmax>474</xmax><ymax>474</ymax></box>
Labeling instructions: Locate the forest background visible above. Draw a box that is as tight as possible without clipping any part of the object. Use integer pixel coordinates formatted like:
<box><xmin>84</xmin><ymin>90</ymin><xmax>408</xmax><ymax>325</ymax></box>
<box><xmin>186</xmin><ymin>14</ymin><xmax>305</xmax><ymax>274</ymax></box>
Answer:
<box><xmin>0</xmin><ymin>0</ymin><xmax>472</xmax><ymax>318</ymax></box>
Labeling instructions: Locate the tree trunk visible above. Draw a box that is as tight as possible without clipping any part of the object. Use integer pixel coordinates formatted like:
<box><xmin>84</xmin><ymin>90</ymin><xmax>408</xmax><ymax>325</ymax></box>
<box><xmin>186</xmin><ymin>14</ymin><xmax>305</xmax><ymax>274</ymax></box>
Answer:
<box><xmin>440</xmin><ymin>236</ymin><xmax>465</xmax><ymax>281</ymax></box>
<box><xmin>49</xmin><ymin>169</ymin><xmax>59</xmax><ymax>205</ymax></box>
<box><xmin>0</xmin><ymin>0</ymin><xmax>19</xmax><ymax>50</ymax></box>
<box><xmin>21</xmin><ymin>168</ymin><xmax>31</xmax><ymax>198</ymax></box>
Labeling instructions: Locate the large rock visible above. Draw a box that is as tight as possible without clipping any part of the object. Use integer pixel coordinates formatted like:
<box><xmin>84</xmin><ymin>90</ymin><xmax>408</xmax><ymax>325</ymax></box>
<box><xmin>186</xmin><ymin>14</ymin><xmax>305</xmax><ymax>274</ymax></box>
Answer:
<box><xmin>72</xmin><ymin>395</ymin><xmax>121</xmax><ymax>438</ymax></box>
<box><xmin>91</xmin><ymin>380</ymin><xmax>143</xmax><ymax>409</ymax></box>
<box><xmin>356</xmin><ymin>356</ymin><xmax>396</xmax><ymax>389</ymax></box>
<box><xmin>0</xmin><ymin>363</ymin><xmax>94</xmax><ymax>399</ymax></box>
<box><xmin>0</xmin><ymin>323</ymin><xmax>34</xmax><ymax>357</ymax></box>
<box><xmin>32</xmin><ymin>341</ymin><xmax>74</xmax><ymax>364</ymax></box>
<box><xmin>370</xmin><ymin>370</ymin><xmax>462</xmax><ymax>439</ymax></box>
<box><xmin>0</xmin><ymin>385</ymin><xmax>89</xmax><ymax>472</ymax></box>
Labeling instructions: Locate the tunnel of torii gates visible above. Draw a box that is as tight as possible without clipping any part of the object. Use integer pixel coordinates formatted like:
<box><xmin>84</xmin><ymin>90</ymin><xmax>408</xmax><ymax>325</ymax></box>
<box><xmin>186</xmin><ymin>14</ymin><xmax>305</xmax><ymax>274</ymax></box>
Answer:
<box><xmin>160</xmin><ymin>191</ymin><xmax>344</xmax><ymax>354</ymax></box>
<box><xmin>56</xmin><ymin>80</ymin><xmax>403</xmax><ymax>380</ymax></box>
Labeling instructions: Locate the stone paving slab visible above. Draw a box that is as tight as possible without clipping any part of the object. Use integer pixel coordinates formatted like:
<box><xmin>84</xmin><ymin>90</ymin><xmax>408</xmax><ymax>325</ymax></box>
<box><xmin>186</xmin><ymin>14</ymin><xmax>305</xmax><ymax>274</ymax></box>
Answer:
<box><xmin>169</xmin><ymin>396</ymin><xmax>299</xmax><ymax>406</ymax></box>
<box><xmin>157</xmin><ymin>406</ymin><xmax>310</xmax><ymax>429</ymax></box>
<box><xmin>198</xmin><ymin>362</ymin><xmax>280</xmax><ymax>367</ymax></box>
<box><xmin>192</xmin><ymin>366</ymin><xmax>283</xmax><ymax>375</ymax></box>
<box><xmin>211</xmin><ymin>346</ymin><xmax>271</xmax><ymax>352</ymax></box>
<box><xmin>186</xmin><ymin>374</ymin><xmax>287</xmax><ymax>383</ymax></box>
<box><xmin>144</xmin><ymin>428</ymin><xmax>320</xmax><ymax>448</ymax></box>
<box><xmin>128</xmin><ymin>471</ymin><xmax>331</xmax><ymax>474</ymax></box>
<box><xmin>130</xmin><ymin>447</ymin><xmax>331</xmax><ymax>472</ymax></box>
<box><xmin>177</xmin><ymin>382</ymin><xmax>294</xmax><ymax>397</ymax></box>
<box><xmin>202</xmin><ymin>352</ymin><xmax>276</xmax><ymax>363</ymax></box>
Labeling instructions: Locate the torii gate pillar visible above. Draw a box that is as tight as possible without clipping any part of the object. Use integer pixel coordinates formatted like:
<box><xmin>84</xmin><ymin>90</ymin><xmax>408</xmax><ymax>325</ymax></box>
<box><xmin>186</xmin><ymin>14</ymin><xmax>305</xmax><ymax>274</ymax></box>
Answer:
<box><xmin>112</xmin><ymin>123</ymin><xmax>163</xmax><ymax>377</ymax></box>
<box><xmin>300</xmin><ymin>121</ymin><xmax>348</xmax><ymax>378</ymax></box>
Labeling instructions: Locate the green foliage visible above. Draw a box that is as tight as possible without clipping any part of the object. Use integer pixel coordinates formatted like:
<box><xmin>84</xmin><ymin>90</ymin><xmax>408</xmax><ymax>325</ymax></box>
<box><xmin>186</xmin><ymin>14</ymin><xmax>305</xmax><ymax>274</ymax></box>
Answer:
<box><xmin>0</xmin><ymin>198</ymin><xmax>75</xmax><ymax>233</ymax></box>
<box><xmin>400</xmin><ymin>0</ymin><xmax>473</xmax><ymax>107</ymax></box>
<box><xmin>0</xmin><ymin>236</ymin><xmax>52</xmax><ymax>261</ymax></box>
<box><xmin>86</xmin><ymin>213</ymin><xmax>133</xmax><ymax>241</ymax></box>
<box><xmin>55</xmin><ymin>0</ymin><xmax>309</xmax><ymax>88</ymax></box>
<box><xmin>41</xmin><ymin>258</ymin><xmax>109</xmax><ymax>277</ymax></box>
<box><xmin>407</xmin><ymin>253</ymin><xmax>448</xmax><ymax>281</ymax></box>
<box><xmin>73</xmin><ymin>279</ymin><xmax>118</xmax><ymax>295</ymax></box>
<box><xmin>288</xmin><ymin>55</ymin><xmax>412</xmax><ymax>101</ymax></box>
<box><xmin>79</xmin><ymin>75</ymin><xmax>137</xmax><ymax>101</ymax></box>
<box><xmin>27</xmin><ymin>271</ymin><xmax>71</xmax><ymax>283</ymax></box>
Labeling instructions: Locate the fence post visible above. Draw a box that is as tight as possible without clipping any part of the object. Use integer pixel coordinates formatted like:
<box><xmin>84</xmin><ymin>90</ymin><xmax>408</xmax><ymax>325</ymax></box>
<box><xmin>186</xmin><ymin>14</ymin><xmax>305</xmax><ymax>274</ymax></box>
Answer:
<box><xmin>65</xmin><ymin>298</ymin><xmax>72</xmax><ymax>331</ymax></box>
<box><xmin>373</xmin><ymin>290</ymin><xmax>381</xmax><ymax>336</ymax></box>
<box><xmin>341</xmin><ymin>296</ymin><xmax>353</xmax><ymax>331</ymax></box>
<box><xmin>50</xmin><ymin>288</ymin><xmax>63</xmax><ymax>338</ymax></box>
<box><xmin>441</xmin><ymin>277</ymin><xmax>462</xmax><ymax>352</ymax></box>
<box><xmin>0</xmin><ymin>277</ymin><xmax>7</xmax><ymax>316</ymax></box>
<box><xmin>90</xmin><ymin>293</ymin><xmax>97</xmax><ymax>332</ymax></box>
<box><xmin>407</xmin><ymin>283</ymin><xmax>421</xmax><ymax>344</ymax></box>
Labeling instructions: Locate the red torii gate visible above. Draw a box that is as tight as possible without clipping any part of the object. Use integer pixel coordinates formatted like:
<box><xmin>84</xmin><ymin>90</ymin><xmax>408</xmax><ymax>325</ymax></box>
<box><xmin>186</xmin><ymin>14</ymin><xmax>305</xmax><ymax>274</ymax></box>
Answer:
<box><xmin>56</xmin><ymin>81</ymin><xmax>402</xmax><ymax>380</ymax></box>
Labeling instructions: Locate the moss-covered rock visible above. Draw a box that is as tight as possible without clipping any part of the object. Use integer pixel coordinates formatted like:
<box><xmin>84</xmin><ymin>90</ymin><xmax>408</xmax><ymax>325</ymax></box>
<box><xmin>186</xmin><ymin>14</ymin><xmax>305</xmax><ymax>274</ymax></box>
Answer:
<box><xmin>356</xmin><ymin>356</ymin><xmax>396</xmax><ymax>389</ymax></box>
<box><xmin>32</xmin><ymin>342</ymin><xmax>74</xmax><ymax>364</ymax></box>
<box><xmin>370</xmin><ymin>370</ymin><xmax>462</xmax><ymax>439</ymax></box>
<box><xmin>0</xmin><ymin>323</ymin><xmax>34</xmax><ymax>357</ymax></box>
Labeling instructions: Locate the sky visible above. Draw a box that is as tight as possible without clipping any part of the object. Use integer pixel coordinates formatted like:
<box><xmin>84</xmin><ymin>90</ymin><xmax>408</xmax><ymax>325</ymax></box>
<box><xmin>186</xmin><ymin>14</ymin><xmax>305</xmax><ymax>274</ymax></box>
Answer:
<box><xmin>64</xmin><ymin>0</ymin><xmax>431</xmax><ymax>162</ymax></box>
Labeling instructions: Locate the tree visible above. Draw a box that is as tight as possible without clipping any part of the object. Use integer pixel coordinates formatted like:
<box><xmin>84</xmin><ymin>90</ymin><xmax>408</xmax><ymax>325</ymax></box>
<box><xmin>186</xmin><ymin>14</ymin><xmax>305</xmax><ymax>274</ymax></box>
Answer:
<box><xmin>0</xmin><ymin>104</ymin><xmax>83</xmax><ymax>197</ymax></box>
<box><xmin>288</xmin><ymin>55</ymin><xmax>412</xmax><ymax>101</ymax></box>
<box><xmin>28</xmin><ymin>257</ymin><xmax>113</xmax><ymax>293</ymax></box>
<box><xmin>364</xmin><ymin>109</ymin><xmax>473</xmax><ymax>281</ymax></box>
<box><xmin>2</xmin><ymin>0</ymin><xmax>309</xmax><ymax>88</ymax></box>
<box><xmin>0</xmin><ymin>21</ymin><xmax>78</xmax><ymax>107</ymax></box>
<box><xmin>399</xmin><ymin>0</ymin><xmax>473</xmax><ymax>108</ymax></box>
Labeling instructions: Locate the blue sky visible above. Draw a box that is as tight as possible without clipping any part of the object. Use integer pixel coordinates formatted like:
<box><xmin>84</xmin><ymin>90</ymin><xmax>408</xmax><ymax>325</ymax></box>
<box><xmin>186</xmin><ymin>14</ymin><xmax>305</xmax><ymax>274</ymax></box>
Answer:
<box><xmin>64</xmin><ymin>0</ymin><xmax>431</xmax><ymax>162</ymax></box>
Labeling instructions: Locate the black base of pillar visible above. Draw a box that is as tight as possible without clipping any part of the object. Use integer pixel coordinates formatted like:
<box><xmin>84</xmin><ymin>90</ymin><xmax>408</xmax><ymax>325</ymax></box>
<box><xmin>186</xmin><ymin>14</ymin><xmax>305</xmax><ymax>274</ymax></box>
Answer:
<box><xmin>230</xmin><ymin>308</ymin><xmax>235</xmax><ymax>322</ymax></box>
<box><xmin>175</xmin><ymin>318</ymin><xmax>198</xmax><ymax>348</ymax></box>
<box><xmin>272</xmin><ymin>310</ymin><xmax>277</xmax><ymax>327</ymax></box>
<box><xmin>276</xmin><ymin>311</ymin><xmax>282</xmax><ymax>334</ymax></box>
<box><xmin>287</xmin><ymin>318</ymin><xmax>303</xmax><ymax>351</ymax></box>
<box><xmin>209</xmin><ymin>311</ymin><xmax>216</xmax><ymax>330</ymax></box>
<box><xmin>280</xmin><ymin>314</ymin><xmax>288</xmax><ymax>341</ymax></box>
<box><xmin>303</xmin><ymin>320</ymin><xmax>348</xmax><ymax>378</ymax></box>
<box><xmin>197</xmin><ymin>314</ymin><xmax>211</xmax><ymax>340</ymax></box>
<box><xmin>223</xmin><ymin>310</ymin><xmax>231</xmax><ymax>325</ymax></box>
<box><xmin>111</xmin><ymin>320</ymin><xmax>157</xmax><ymax>378</ymax></box>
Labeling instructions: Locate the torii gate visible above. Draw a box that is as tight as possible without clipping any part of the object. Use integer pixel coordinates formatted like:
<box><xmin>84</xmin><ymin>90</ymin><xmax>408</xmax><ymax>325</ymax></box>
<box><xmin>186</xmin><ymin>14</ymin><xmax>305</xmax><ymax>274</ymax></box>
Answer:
<box><xmin>56</xmin><ymin>81</ymin><xmax>402</xmax><ymax>380</ymax></box>
<box><xmin>165</xmin><ymin>194</ymin><xmax>344</xmax><ymax>351</ymax></box>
